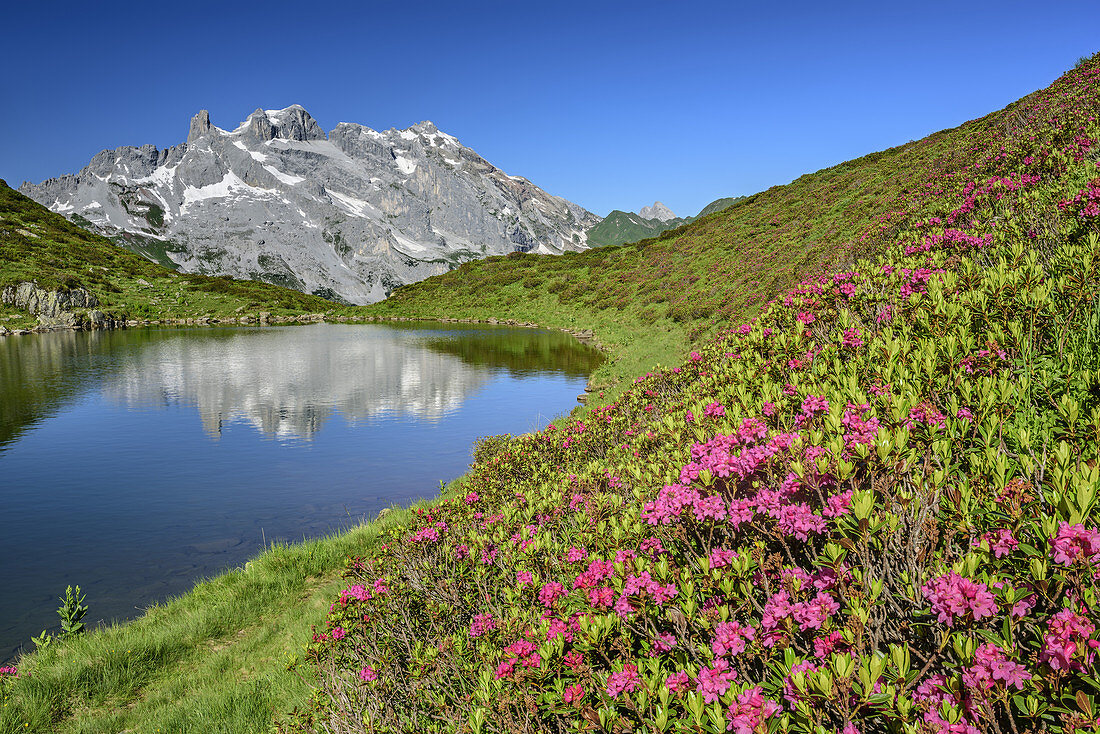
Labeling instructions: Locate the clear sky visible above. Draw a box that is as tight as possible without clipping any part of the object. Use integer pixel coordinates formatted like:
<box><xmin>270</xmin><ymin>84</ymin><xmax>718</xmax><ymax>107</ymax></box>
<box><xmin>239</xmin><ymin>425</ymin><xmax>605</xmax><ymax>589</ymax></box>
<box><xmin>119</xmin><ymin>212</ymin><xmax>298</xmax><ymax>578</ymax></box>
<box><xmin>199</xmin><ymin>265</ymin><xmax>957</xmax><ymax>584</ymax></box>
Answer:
<box><xmin>2</xmin><ymin>0</ymin><xmax>1097</xmax><ymax>218</ymax></box>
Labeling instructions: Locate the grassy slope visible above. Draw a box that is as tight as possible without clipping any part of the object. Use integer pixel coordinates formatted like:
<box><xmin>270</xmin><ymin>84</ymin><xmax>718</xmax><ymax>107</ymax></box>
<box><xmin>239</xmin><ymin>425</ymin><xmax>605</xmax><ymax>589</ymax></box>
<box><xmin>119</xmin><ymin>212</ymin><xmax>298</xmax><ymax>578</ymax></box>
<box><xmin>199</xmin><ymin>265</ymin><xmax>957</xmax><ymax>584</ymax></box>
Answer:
<box><xmin>0</xmin><ymin>491</ymin><xmax>464</xmax><ymax>734</ymax></box>
<box><xmin>0</xmin><ymin>180</ymin><xmax>345</xmax><ymax>327</ymax></box>
<box><xmin>290</xmin><ymin>56</ymin><xmax>1100</xmax><ymax>733</ymax></box>
<box><xmin>586</xmin><ymin>198</ymin><xmax>747</xmax><ymax>249</ymax></box>
<box><xmin>2</xmin><ymin>56</ymin><xmax>1098</xmax><ymax>734</ymax></box>
<box><xmin>369</xmin><ymin>111</ymin><xmax>1003</xmax><ymax>394</ymax></box>
<box><xmin>585</xmin><ymin>211</ymin><xmax>690</xmax><ymax>248</ymax></box>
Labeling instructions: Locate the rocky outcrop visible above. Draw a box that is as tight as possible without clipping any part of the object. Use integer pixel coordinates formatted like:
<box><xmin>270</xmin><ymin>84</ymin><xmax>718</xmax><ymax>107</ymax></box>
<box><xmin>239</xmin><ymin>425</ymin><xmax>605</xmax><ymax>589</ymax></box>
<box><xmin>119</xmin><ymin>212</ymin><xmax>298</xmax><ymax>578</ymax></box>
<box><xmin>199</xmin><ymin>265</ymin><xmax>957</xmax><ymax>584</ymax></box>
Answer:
<box><xmin>20</xmin><ymin>105</ymin><xmax>601</xmax><ymax>304</ymax></box>
<box><xmin>0</xmin><ymin>282</ymin><xmax>114</xmax><ymax>329</ymax></box>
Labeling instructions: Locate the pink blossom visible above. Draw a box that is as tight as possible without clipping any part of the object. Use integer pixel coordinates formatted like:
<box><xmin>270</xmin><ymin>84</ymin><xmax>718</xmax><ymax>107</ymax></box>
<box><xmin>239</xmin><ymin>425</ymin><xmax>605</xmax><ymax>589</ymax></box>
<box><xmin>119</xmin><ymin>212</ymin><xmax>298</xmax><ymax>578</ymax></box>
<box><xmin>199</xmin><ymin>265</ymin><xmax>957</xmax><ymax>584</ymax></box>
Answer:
<box><xmin>606</xmin><ymin>663</ymin><xmax>641</xmax><ymax>698</ymax></box>
<box><xmin>1041</xmin><ymin>608</ymin><xmax>1098</xmax><ymax>671</ymax></box>
<box><xmin>711</xmin><ymin>620</ymin><xmax>756</xmax><ymax>657</ymax></box>
<box><xmin>696</xmin><ymin>657</ymin><xmax>737</xmax><ymax>702</ymax></box>
<box><xmin>358</xmin><ymin>665</ymin><xmax>378</xmax><ymax>682</ymax></box>
<box><xmin>665</xmin><ymin>670</ymin><xmax>692</xmax><ymax>693</ymax></box>
<box><xmin>921</xmin><ymin>572</ymin><xmax>998</xmax><ymax>626</ymax></box>
<box><xmin>538</xmin><ymin>581</ymin><xmax>566</xmax><ymax>607</ymax></box>
<box><xmin>562</xmin><ymin>683</ymin><xmax>584</xmax><ymax>704</ymax></box>
<box><xmin>962</xmin><ymin>644</ymin><xmax>1031</xmax><ymax>690</ymax></box>
<box><xmin>1050</xmin><ymin>522</ymin><xmax>1100</xmax><ymax>566</ymax></box>
<box><xmin>710</xmin><ymin>547</ymin><xmax>738</xmax><ymax>568</ymax></box>
<box><xmin>726</xmin><ymin>686</ymin><xmax>781</xmax><ymax>734</ymax></box>
<box><xmin>566</xmin><ymin>546</ymin><xmax>588</xmax><ymax>563</ymax></box>
<box><xmin>792</xmin><ymin>592</ymin><xmax>840</xmax><ymax>631</ymax></box>
<box><xmin>468</xmin><ymin>613</ymin><xmax>496</xmax><ymax>638</ymax></box>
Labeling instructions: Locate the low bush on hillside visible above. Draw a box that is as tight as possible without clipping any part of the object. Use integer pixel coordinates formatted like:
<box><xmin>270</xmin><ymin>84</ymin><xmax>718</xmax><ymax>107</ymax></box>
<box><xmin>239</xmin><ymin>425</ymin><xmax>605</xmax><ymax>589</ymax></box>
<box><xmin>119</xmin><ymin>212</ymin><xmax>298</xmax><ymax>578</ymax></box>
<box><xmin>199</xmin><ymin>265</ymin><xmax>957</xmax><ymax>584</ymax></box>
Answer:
<box><xmin>287</xmin><ymin>57</ymin><xmax>1100</xmax><ymax>733</ymax></box>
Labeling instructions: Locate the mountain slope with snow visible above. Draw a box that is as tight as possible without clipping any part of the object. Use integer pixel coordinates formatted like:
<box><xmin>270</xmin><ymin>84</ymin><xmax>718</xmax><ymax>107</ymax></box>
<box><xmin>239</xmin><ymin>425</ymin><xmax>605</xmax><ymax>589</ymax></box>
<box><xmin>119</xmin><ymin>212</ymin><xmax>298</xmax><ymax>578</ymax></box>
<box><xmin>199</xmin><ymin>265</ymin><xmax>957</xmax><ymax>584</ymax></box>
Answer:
<box><xmin>20</xmin><ymin>106</ymin><xmax>600</xmax><ymax>304</ymax></box>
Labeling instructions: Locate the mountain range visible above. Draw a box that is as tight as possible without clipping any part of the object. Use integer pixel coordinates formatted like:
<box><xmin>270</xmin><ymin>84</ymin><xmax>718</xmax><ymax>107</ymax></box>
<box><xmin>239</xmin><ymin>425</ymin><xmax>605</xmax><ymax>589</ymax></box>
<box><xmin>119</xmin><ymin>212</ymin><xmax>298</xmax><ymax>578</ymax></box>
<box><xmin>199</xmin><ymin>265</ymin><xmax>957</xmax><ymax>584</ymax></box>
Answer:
<box><xmin>19</xmin><ymin>106</ymin><xmax>600</xmax><ymax>304</ymax></box>
<box><xmin>585</xmin><ymin>196</ymin><xmax>746</xmax><ymax>247</ymax></box>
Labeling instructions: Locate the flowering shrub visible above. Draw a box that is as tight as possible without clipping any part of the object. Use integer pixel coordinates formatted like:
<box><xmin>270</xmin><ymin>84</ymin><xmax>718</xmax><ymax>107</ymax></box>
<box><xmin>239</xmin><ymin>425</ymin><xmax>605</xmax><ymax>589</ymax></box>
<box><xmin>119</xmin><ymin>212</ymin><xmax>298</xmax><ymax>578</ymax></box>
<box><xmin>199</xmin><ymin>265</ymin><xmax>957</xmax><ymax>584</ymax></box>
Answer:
<box><xmin>288</xmin><ymin>56</ymin><xmax>1100</xmax><ymax>734</ymax></box>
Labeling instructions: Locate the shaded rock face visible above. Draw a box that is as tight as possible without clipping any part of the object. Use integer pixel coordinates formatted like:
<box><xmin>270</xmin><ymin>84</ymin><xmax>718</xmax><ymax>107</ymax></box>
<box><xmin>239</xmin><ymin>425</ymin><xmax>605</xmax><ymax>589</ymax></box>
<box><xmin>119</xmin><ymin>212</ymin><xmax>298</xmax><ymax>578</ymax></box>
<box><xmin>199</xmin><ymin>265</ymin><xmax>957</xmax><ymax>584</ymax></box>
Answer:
<box><xmin>21</xmin><ymin>106</ymin><xmax>601</xmax><ymax>304</ymax></box>
<box><xmin>1</xmin><ymin>282</ymin><xmax>98</xmax><ymax>316</ymax></box>
<box><xmin>0</xmin><ymin>282</ymin><xmax>109</xmax><ymax>328</ymax></box>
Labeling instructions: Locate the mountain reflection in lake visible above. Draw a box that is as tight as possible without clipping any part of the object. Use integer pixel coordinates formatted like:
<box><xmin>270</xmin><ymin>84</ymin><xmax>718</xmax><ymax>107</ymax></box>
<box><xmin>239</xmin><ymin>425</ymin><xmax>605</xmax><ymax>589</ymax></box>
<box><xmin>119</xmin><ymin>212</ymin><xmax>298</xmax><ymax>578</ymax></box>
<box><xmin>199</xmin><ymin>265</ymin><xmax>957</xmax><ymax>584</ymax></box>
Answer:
<box><xmin>0</xmin><ymin>323</ymin><xmax>601</xmax><ymax>661</ymax></box>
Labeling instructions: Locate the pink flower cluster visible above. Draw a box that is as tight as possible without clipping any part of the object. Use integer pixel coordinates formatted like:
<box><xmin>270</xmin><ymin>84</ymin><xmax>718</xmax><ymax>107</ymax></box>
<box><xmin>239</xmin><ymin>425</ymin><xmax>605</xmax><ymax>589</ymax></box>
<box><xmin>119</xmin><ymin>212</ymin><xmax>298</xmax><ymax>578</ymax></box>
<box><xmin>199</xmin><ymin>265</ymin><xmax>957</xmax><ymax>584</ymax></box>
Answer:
<box><xmin>1057</xmin><ymin>176</ymin><xmax>1100</xmax><ymax>217</ymax></box>
<box><xmin>538</xmin><ymin>581</ymin><xmax>566</xmax><ymax>607</ymax></box>
<box><xmin>468</xmin><ymin>613</ymin><xmax>496</xmax><ymax>638</ymax></box>
<box><xmin>921</xmin><ymin>572</ymin><xmax>998</xmax><ymax>626</ymax></box>
<box><xmin>606</xmin><ymin>663</ymin><xmax>641</xmax><ymax>698</ymax></box>
<box><xmin>841</xmin><ymin>403</ymin><xmax>879</xmax><ymax>448</ymax></box>
<box><xmin>974</xmin><ymin>528</ymin><xmax>1018</xmax><ymax>558</ymax></box>
<box><xmin>760</xmin><ymin>590</ymin><xmax>841</xmax><ymax>640</ymax></box>
<box><xmin>711</xmin><ymin>620</ymin><xmax>756</xmax><ymax>657</ymax></box>
<box><xmin>696</xmin><ymin>657</ymin><xmax>738</xmax><ymax>702</ymax></box>
<box><xmin>1050</xmin><ymin>522</ymin><xmax>1100</xmax><ymax>566</ymax></box>
<box><xmin>962</xmin><ymin>643</ymin><xmax>1031</xmax><ymax>691</ymax></box>
<box><xmin>1041</xmin><ymin>608</ymin><xmax>1099</xmax><ymax>671</ymax></box>
<box><xmin>726</xmin><ymin>686</ymin><xmax>781</xmax><ymax>734</ymax></box>
<box><xmin>495</xmin><ymin>639</ymin><xmax>542</xmax><ymax>679</ymax></box>
<box><xmin>338</xmin><ymin>584</ymin><xmax>372</xmax><ymax>604</ymax></box>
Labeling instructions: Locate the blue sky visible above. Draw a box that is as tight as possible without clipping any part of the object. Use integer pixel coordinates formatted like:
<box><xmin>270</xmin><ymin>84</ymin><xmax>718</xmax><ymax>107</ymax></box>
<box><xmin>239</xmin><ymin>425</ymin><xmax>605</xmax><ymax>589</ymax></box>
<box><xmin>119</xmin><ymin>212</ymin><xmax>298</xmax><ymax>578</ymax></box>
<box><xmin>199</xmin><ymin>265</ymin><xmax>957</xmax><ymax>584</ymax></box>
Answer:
<box><xmin>2</xmin><ymin>0</ymin><xmax>1097</xmax><ymax>217</ymax></box>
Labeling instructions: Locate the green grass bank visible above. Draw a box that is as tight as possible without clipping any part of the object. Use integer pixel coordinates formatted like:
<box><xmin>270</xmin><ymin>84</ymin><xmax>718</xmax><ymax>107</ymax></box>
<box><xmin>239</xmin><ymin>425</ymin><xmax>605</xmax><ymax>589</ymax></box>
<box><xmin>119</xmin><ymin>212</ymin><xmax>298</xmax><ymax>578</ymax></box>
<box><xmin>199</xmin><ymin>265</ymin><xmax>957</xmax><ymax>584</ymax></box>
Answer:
<box><xmin>1</xmin><ymin>54</ymin><xmax>1098</xmax><ymax>734</ymax></box>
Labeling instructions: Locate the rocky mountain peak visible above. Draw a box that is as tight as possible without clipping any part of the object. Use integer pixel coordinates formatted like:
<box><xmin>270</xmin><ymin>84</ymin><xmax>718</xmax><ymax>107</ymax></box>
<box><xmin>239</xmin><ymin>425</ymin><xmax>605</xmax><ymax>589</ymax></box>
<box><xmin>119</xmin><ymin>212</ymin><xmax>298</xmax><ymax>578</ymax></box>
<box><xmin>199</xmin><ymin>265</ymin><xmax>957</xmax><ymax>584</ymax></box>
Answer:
<box><xmin>187</xmin><ymin>110</ymin><xmax>212</xmax><ymax>143</ymax></box>
<box><xmin>639</xmin><ymin>201</ymin><xmax>676</xmax><ymax>222</ymax></box>
<box><xmin>21</xmin><ymin>109</ymin><xmax>600</xmax><ymax>304</ymax></box>
<box><xmin>238</xmin><ymin>106</ymin><xmax>326</xmax><ymax>143</ymax></box>
<box><xmin>265</xmin><ymin>105</ymin><xmax>327</xmax><ymax>142</ymax></box>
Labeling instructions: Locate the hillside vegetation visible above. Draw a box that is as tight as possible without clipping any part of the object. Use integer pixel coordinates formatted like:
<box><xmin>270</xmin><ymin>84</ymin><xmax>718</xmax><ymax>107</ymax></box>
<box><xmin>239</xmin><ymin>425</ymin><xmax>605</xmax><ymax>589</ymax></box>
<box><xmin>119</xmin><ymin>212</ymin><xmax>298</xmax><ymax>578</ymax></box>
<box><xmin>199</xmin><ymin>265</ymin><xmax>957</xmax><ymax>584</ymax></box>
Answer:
<box><xmin>0</xmin><ymin>180</ymin><xmax>342</xmax><ymax>326</ymax></box>
<box><xmin>586</xmin><ymin>198</ymin><xmax>747</xmax><ymax>249</ymax></box>
<box><xmin>281</xmin><ymin>56</ymin><xmax>1100</xmax><ymax>734</ymax></box>
<box><xmin>371</xmin><ymin>79</ymin><xmax>1093</xmax><ymax>391</ymax></box>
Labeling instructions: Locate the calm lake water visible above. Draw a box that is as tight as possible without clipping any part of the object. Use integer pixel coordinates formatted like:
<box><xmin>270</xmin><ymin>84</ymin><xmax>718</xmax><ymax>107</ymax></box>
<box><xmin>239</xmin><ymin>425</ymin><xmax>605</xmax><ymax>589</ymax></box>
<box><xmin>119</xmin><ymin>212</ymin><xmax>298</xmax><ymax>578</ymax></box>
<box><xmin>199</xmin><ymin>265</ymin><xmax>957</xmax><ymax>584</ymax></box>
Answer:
<box><xmin>0</xmin><ymin>323</ymin><xmax>601</xmax><ymax>661</ymax></box>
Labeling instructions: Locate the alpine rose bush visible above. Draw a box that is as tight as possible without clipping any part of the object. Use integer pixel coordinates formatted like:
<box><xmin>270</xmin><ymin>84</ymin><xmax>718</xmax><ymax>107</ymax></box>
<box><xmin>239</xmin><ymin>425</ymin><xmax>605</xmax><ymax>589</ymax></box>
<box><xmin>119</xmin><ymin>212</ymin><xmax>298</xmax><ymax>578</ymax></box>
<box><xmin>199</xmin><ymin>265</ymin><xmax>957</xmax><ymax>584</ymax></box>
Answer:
<box><xmin>287</xmin><ymin>55</ymin><xmax>1100</xmax><ymax>734</ymax></box>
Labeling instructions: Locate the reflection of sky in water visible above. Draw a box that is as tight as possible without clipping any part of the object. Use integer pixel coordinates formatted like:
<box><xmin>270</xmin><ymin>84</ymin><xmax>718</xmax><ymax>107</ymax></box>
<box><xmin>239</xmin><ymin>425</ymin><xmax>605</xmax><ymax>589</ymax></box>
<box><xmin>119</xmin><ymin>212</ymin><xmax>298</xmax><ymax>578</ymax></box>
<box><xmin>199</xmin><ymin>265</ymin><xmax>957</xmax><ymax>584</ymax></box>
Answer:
<box><xmin>100</xmin><ymin>326</ymin><xmax>489</xmax><ymax>439</ymax></box>
<box><xmin>0</xmin><ymin>323</ymin><xmax>596</xmax><ymax>662</ymax></box>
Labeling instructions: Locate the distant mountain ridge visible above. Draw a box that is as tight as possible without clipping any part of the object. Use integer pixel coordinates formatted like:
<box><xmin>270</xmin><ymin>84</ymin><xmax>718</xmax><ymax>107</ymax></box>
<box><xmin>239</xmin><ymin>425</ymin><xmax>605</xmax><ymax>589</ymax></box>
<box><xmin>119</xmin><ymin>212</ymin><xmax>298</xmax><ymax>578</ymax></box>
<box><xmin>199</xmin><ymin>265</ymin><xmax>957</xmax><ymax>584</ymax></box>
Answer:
<box><xmin>585</xmin><ymin>196</ymin><xmax>746</xmax><ymax>248</ymax></box>
<box><xmin>638</xmin><ymin>201</ymin><xmax>676</xmax><ymax>221</ymax></box>
<box><xmin>20</xmin><ymin>106</ymin><xmax>600</xmax><ymax>304</ymax></box>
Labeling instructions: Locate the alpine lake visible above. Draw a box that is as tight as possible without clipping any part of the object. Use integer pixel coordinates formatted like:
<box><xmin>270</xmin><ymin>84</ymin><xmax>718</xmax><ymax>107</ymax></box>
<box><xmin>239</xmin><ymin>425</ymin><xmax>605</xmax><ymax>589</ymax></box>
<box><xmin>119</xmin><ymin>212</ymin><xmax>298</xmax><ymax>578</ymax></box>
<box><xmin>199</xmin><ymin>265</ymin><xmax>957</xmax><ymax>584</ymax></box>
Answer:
<box><xmin>0</xmin><ymin>322</ymin><xmax>603</xmax><ymax>661</ymax></box>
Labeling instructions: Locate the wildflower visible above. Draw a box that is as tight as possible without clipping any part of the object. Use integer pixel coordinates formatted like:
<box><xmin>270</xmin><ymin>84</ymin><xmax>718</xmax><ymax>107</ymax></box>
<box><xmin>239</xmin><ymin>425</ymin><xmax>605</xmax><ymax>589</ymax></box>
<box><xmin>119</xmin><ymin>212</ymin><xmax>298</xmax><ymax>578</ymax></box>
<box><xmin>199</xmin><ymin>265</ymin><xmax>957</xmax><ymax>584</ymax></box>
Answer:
<box><xmin>711</xmin><ymin>620</ymin><xmax>756</xmax><ymax>657</ymax></box>
<box><xmin>562</xmin><ymin>683</ymin><xmax>584</xmax><ymax>704</ymax></box>
<box><xmin>921</xmin><ymin>572</ymin><xmax>998</xmax><ymax>626</ymax></box>
<box><xmin>359</xmin><ymin>665</ymin><xmax>378</xmax><ymax>682</ymax></box>
<box><xmin>606</xmin><ymin>664</ymin><xmax>641</xmax><ymax>698</ymax></box>
<box><xmin>468</xmin><ymin>613</ymin><xmax>496</xmax><ymax>638</ymax></box>
<box><xmin>1041</xmin><ymin>608</ymin><xmax>1098</xmax><ymax>671</ymax></box>
<box><xmin>566</xmin><ymin>546</ymin><xmax>588</xmax><ymax>563</ymax></box>
<box><xmin>975</xmin><ymin>528</ymin><xmax>1018</xmax><ymax>558</ymax></box>
<box><xmin>1050</xmin><ymin>522</ymin><xmax>1100</xmax><ymax>566</ymax></box>
<box><xmin>709</xmin><ymin>547</ymin><xmax>738</xmax><ymax>568</ymax></box>
<box><xmin>538</xmin><ymin>582</ymin><xmax>566</xmax><ymax>607</ymax></box>
<box><xmin>792</xmin><ymin>592</ymin><xmax>840</xmax><ymax>631</ymax></box>
<box><xmin>696</xmin><ymin>658</ymin><xmax>737</xmax><ymax>702</ymax></box>
<box><xmin>962</xmin><ymin>644</ymin><xmax>1031</xmax><ymax>690</ymax></box>
<box><xmin>665</xmin><ymin>670</ymin><xmax>692</xmax><ymax>693</ymax></box>
<box><xmin>726</xmin><ymin>686</ymin><xmax>781</xmax><ymax>734</ymax></box>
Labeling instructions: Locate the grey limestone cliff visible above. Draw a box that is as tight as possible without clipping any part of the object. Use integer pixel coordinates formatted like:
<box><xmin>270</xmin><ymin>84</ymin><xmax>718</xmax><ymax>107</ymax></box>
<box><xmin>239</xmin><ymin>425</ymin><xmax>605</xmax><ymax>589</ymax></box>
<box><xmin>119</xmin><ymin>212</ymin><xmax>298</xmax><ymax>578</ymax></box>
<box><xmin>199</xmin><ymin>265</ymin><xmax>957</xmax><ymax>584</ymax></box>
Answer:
<box><xmin>638</xmin><ymin>201</ymin><xmax>676</xmax><ymax>222</ymax></box>
<box><xmin>21</xmin><ymin>106</ymin><xmax>601</xmax><ymax>304</ymax></box>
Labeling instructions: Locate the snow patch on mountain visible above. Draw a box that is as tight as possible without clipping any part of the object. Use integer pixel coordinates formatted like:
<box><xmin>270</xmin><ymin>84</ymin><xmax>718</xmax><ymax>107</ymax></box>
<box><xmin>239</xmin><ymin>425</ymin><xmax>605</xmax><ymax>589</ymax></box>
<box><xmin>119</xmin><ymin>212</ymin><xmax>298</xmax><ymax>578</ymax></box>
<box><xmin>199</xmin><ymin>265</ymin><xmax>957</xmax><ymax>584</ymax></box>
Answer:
<box><xmin>20</xmin><ymin>106</ymin><xmax>600</xmax><ymax>304</ymax></box>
